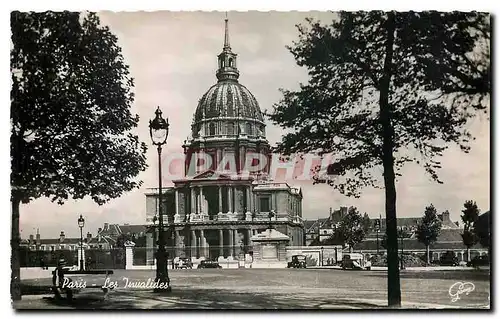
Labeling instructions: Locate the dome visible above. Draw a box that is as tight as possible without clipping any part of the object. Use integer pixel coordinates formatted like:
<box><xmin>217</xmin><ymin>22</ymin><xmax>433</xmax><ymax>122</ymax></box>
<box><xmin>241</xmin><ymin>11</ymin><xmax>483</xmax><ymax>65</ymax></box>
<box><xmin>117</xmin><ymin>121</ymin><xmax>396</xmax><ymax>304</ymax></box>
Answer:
<box><xmin>193</xmin><ymin>81</ymin><xmax>264</xmax><ymax>123</ymax></box>
<box><xmin>189</xmin><ymin>18</ymin><xmax>266</xmax><ymax>140</ymax></box>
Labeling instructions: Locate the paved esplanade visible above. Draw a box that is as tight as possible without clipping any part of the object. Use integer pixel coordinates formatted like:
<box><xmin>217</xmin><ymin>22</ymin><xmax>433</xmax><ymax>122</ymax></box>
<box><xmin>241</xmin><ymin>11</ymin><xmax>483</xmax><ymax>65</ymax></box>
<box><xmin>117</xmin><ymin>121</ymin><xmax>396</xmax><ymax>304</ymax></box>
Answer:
<box><xmin>15</xmin><ymin>268</ymin><xmax>490</xmax><ymax>309</ymax></box>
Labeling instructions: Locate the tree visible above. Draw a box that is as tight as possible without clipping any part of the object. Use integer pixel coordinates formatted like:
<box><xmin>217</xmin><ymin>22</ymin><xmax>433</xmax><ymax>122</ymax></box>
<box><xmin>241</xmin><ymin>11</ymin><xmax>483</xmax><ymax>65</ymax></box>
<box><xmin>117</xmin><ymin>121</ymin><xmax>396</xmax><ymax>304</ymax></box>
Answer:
<box><xmin>331</xmin><ymin>206</ymin><xmax>366</xmax><ymax>252</ymax></box>
<box><xmin>10</xmin><ymin>12</ymin><xmax>147</xmax><ymax>300</ymax></box>
<box><xmin>415</xmin><ymin>204</ymin><xmax>442</xmax><ymax>265</ymax></box>
<box><xmin>381</xmin><ymin>232</ymin><xmax>388</xmax><ymax>250</ymax></box>
<box><xmin>461</xmin><ymin>200</ymin><xmax>480</xmax><ymax>262</ymax></box>
<box><xmin>268</xmin><ymin>12</ymin><xmax>489</xmax><ymax>307</ymax></box>
<box><xmin>362</xmin><ymin>212</ymin><xmax>372</xmax><ymax>233</ymax></box>
<box><xmin>474</xmin><ymin>211</ymin><xmax>490</xmax><ymax>254</ymax></box>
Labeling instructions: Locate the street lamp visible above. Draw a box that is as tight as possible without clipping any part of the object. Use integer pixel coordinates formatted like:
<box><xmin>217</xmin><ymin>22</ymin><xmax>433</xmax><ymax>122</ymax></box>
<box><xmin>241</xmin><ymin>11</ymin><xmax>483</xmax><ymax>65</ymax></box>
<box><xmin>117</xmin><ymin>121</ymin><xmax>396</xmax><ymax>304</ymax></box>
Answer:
<box><xmin>149</xmin><ymin>106</ymin><xmax>171</xmax><ymax>292</ymax></box>
<box><xmin>375</xmin><ymin>220</ymin><xmax>380</xmax><ymax>254</ymax></box>
<box><xmin>320</xmin><ymin>246</ymin><xmax>324</xmax><ymax>267</ymax></box>
<box><xmin>398</xmin><ymin>228</ymin><xmax>406</xmax><ymax>270</ymax></box>
<box><xmin>78</xmin><ymin>214</ymin><xmax>85</xmax><ymax>271</ymax></box>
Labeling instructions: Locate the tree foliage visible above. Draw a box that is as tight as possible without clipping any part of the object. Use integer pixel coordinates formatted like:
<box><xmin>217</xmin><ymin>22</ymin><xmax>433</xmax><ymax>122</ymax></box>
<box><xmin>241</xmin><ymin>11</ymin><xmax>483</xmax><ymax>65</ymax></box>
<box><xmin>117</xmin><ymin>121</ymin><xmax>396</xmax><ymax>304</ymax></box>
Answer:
<box><xmin>11</xmin><ymin>11</ymin><xmax>147</xmax><ymax>205</ymax></box>
<box><xmin>416</xmin><ymin>204</ymin><xmax>442</xmax><ymax>247</ymax></box>
<box><xmin>362</xmin><ymin>212</ymin><xmax>372</xmax><ymax>233</ymax></box>
<box><xmin>461</xmin><ymin>200</ymin><xmax>480</xmax><ymax>248</ymax></box>
<box><xmin>474</xmin><ymin>211</ymin><xmax>490</xmax><ymax>249</ymax></box>
<box><xmin>268</xmin><ymin>12</ymin><xmax>490</xmax><ymax>195</ymax></box>
<box><xmin>10</xmin><ymin>11</ymin><xmax>147</xmax><ymax>300</ymax></box>
<box><xmin>267</xmin><ymin>11</ymin><xmax>489</xmax><ymax>306</ymax></box>
<box><xmin>331</xmin><ymin>206</ymin><xmax>367</xmax><ymax>250</ymax></box>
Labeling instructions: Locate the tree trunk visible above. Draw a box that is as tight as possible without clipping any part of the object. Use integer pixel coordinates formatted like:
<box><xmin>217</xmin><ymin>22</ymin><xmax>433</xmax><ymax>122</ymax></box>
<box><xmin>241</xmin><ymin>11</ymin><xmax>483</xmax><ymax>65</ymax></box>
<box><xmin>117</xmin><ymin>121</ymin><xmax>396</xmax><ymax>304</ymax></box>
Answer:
<box><xmin>379</xmin><ymin>11</ymin><xmax>401</xmax><ymax>308</ymax></box>
<box><xmin>426</xmin><ymin>245</ymin><xmax>430</xmax><ymax>265</ymax></box>
<box><xmin>11</xmin><ymin>196</ymin><xmax>21</xmax><ymax>301</ymax></box>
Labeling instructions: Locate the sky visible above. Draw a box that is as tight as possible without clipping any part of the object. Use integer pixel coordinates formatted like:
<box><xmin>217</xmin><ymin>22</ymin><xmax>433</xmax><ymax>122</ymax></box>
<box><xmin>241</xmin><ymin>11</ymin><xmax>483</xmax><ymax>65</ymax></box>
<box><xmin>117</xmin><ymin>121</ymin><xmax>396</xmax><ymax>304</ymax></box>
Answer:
<box><xmin>17</xmin><ymin>11</ymin><xmax>490</xmax><ymax>239</ymax></box>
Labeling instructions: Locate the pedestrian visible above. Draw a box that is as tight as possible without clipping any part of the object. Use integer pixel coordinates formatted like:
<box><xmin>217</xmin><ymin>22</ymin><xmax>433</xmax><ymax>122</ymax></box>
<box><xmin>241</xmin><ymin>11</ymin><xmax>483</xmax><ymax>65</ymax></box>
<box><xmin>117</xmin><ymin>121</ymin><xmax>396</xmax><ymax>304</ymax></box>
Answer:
<box><xmin>52</xmin><ymin>258</ymin><xmax>73</xmax><ymax>301</ymax></box>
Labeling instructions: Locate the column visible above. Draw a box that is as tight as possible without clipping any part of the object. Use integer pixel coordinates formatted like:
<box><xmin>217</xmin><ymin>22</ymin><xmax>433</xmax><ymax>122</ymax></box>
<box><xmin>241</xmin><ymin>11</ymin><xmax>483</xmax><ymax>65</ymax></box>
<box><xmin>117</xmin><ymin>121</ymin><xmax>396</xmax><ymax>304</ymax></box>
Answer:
<box><xmin>247</xmin><ymin>229</ymin><xmax>252</xmax><ymax>246</ymax></box>
<box><xmin>232</xmin><ymin>229</ymin><xmax>237</xmax><ymax>257</ymax></box>
<box><xmin>175</xmin><ymin>230</ymin><xmax>182</xmax><ymax>258</ymax></box>
<box><xmin>199</xmin><ymin>186</ymin><xmax>204</xmax><ymax>215</ymax></box>
<box><xmin>200</xmin><ymin>229</ymin><xmax>206</xmax><ymax>258</ymax></box>
<box><xmin>228</xmin><ymin>187</ymin><xmax>233</xmax><ymax>213</ymax></box>
<box><xmin>246</xmin><ymin>187</ymin><xmax>251</xmax><ymax>212</ymax></box>
<box><xmin>191</xmin><ymin>230</ymin><xmax>197</xmax><ymax>259</ymax></box>
<box><xmin>175</xmin><ymin>189</ymin><xmax>179</xmax><ymax>215</ymax></box>
<box><xmin>219</xmin><ymin>229</ymin><xmax>224</xmax><ymax>258</ymax></box>
<box><xmin>190</xmin><ymin>186</ymin><xmax>195</xmax><ymax>215</ymax></box>
<box><xmin>228</xmin><ymin>229</ymin><xmax>234</xmax><ymax>258</ymax></box>
<box><xmin>218</xmin><ymin>186</ymin><xmax>223</xmax><ymax>214</ymax></box>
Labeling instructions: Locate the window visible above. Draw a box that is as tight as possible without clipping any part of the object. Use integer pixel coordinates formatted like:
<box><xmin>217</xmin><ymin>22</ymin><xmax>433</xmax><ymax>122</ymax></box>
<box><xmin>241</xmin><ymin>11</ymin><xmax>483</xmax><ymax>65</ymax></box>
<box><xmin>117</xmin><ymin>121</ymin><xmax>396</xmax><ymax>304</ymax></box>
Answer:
<box><xmin>246</xmin><ymin>123</ymin><xmax>252</xmax><ymax>135</ymax></box>
<box><xmin>228</xmin><ymin>58</ymin><xmax>233</xmax><ymax>67</ymax></box>
<box><xmin>227</xmin><ymin>122</ymin><xmax>235</xmax><ymax>135</ymax></box>
<box><xmin>209</xmin><ymin>123</ymin><xmax>216</xmax><ymax>136</ymax></box>
<box><xmin>51</xmin><ymin>246</ymin><xmax>55</xmax><ymax>251</ymax></box>
<box><xmin>259</xmin><ymin>197</ymin><xmax>270</xmax><ymax>212</ymax></box>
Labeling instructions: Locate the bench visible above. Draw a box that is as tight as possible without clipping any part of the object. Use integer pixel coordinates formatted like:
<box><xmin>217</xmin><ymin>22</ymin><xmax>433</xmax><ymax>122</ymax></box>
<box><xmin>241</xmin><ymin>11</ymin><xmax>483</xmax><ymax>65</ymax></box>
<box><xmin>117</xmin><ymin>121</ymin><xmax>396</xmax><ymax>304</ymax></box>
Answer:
<box><xmin>52</xmin><ymin>269</ymin><xmax>114</xmax><ymax>302</ymax></box>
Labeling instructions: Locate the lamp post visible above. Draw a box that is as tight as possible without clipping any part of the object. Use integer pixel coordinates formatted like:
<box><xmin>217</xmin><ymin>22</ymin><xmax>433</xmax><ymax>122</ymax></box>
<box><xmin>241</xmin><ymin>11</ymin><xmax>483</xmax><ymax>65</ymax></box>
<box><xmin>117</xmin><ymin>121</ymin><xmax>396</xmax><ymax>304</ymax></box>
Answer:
<box><xmin>149</xmin><ymin>106</ymin><xmax>171</xmax><ymax>292</ymax></box>
<box><xmin>152</xmin><ymin>215</ymin><xmax>158</xmax><ymax>266</ymax></box>
<box><xmin>78</xmin><ymin>215</ymin><xmax>85</xmax><ymax>271</ymax></box>
<box><xmin>320</xmin><ymin>246</ymin><xmax>324</xmax><ymax>267</ymax></box>
<box><xmin>398</xmin><ymin>228</ymin><xmax>406</xmax><ymax>270</ymax></box>
<box><xmin>375</xmin><ymin>220</ymin><xmax>380</xmax><ymax>254</ymax></box>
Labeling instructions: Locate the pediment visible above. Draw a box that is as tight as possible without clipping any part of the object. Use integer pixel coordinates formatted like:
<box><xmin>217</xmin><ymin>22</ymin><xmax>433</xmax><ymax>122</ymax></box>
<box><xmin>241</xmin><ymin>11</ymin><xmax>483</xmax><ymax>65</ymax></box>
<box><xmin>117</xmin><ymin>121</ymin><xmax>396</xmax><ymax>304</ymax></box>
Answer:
<box><xmin>191</xmin><ymin>169</ymin><xmax>231</xmax><ymax>180</ymax></box>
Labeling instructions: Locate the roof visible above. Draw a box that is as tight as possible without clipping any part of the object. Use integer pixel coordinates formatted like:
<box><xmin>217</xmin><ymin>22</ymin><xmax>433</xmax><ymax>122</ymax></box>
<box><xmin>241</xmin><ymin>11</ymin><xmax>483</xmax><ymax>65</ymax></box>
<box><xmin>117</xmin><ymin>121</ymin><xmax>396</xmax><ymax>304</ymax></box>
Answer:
<box><xmin>22</xmin><ymin>238</ymin><xmax>82</xmax><ymax>245</ymax></box>
<box><xmin>118</xmin><ymin>224</ymin><xmax>147</xmax><ymax>235</ymax></box>
<box><xmin>192</xmin><ymin>81</ymin><xmax>264</xmax><ymax>129</ymax></box>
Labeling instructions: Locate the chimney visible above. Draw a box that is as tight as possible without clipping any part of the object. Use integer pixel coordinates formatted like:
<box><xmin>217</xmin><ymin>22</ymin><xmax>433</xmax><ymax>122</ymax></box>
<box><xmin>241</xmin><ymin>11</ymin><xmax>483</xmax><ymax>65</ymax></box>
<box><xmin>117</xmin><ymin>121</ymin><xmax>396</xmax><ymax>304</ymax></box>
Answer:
<box><xmin>59</xmin><ymin>231</ymin><xmax>65</xmax><ymax>242</ymax></box>
<box><xmin>329</xmin><ymin>207</ymin><xmax>333</xmax><ymax>220</ymax></box>
<box><xmin>87</xmin><ymin>232</ymin><xmax>92</xmax><ymax>240</ymax></box>
<box><xmin>36</xmin><ymin>228</ymin><xmax>40</xmax><ymax>242</ymax></box>
<box><xmin>104</xmin><ymin>223</ymin><xmax>109</xmax><ymax>231</ymax></box>
<box><xmin>29</xmin><ymin>234</ymin><xmax>34</xmax><ymax>242</ymax></box>
<box><xmin>98</xmin><ymin>227</ymin><xmax>102</xmax><ymax>233</ymax></box>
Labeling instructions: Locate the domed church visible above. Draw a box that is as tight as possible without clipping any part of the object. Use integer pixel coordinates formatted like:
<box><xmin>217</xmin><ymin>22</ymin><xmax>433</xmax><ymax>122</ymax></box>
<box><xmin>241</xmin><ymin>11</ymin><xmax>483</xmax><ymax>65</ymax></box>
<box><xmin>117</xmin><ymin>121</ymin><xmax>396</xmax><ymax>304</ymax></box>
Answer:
<box><xmin>144</xmin><ymin>18</ymin><xmax>304</xmax><ymax>264</ymax></box>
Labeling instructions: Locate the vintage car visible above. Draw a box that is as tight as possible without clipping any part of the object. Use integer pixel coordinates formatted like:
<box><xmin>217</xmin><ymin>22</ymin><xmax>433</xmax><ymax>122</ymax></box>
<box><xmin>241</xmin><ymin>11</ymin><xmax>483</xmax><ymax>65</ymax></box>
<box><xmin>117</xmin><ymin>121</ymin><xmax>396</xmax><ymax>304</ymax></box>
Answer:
<box><xmin>197</xmin><ymin>260</ymin><xmax>222</xmax><ymax>269</ymax></box>
<box><xmin>467</xmin><ymin>255</ymin><xmax>489</xmax><ymax>268</ymax></box>
<box><xmin>287</xmin><ymin>255</ymin><xmax>307</xmax><ymax>268</ymax></box>
<box><xmin>342</xmin><ymin>253</ymin><xmax>372</xmax><ymax>270</ymax></box>
<box><xmin>439</xmin><ymin>251</ymin><xmax>460</xmax><ymax>266</ymax></box>
<box><xmin>176</xmin><ymin>258</ymin><xmax>193</xmax><ymax>269</ymax></box>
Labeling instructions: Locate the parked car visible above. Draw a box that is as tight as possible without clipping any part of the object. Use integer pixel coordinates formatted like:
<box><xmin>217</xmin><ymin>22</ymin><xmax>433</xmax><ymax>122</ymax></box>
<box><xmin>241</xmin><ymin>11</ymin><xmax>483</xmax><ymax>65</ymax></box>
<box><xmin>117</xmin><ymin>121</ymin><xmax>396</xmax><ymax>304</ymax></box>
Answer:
<box><xmin>197</xmin><ymin>260</ymin><xmax>222</xmax><ymax>269</ymax></box>
<box><xmin>176</xmin><ymin>258</ymin><xmax>193</xmax><ymax>269</ymax></box>
<box><xmin>287</xmin><ymin>255</ymin><xmax>307</xmax><ymax>268</ymax></box>
<box><xmin>467</xmin><ymin>255</ymin><xmax>489</xmax><ymax>268</ymax></box>
<box><xmin>342</xmin><ymin>253</ymin><xmax>372</xmax><ymax>270</ymax></box>
<box><xmin>439</xmin><ymin>251</ymin><xmax>460</xmax><ymax>266</ymax></box>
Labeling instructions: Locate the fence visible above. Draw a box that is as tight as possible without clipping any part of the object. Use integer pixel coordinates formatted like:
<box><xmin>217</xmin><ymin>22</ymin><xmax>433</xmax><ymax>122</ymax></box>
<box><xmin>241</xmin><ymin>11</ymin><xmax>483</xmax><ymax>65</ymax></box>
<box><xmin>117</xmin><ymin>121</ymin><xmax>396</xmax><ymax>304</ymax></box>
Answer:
<box><xmin>85</xmin><ymin>248</ymin><xmax>126</xmax><ymax>269</ymax></box>
<box><xmin>20</xmin><ymin>249</ymin><xmax>78</xmax><ymax>268</ymax></box>
<box><xmin>19</xmin><ymin>248</ymin><xmax>126</xmax><ymax>269</ymax></box>
<box><xmin>131</xmin><ymin>245</ymin><xmax>254</xmax><ymax>266</ymax></box>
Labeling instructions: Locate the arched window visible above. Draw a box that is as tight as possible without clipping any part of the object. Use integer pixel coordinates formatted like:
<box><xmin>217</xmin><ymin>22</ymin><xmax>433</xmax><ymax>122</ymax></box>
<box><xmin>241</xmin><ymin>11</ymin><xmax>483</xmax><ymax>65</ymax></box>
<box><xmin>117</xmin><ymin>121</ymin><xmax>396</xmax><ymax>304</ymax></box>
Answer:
<box><xmin>228</xmin><ymin>58</ymin><xmax>233</xmax><ymax>67</ymax></box>
<box><xmin>209</xmin><ymin>123</ymin><xmax>216</xmax><ymax>136</ymax></box>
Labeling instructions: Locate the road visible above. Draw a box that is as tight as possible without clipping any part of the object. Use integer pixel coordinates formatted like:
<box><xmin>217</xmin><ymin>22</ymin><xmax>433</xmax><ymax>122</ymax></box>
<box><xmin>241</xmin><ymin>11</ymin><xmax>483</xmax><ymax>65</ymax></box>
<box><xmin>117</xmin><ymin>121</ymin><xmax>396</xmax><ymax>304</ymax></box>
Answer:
<box><xmin>15</xmin><ymin>268</ymin><xmax>490</xmax><ymax>309</ymax></box>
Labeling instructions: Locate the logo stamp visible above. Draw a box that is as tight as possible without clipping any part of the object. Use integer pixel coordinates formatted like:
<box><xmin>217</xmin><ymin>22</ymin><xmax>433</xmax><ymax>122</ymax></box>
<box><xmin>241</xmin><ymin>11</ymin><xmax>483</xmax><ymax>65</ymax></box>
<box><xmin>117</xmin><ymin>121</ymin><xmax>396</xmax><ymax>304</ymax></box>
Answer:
<box><xmin>449</xmin><ymin>282</ymin><xmax>475</xmax><ymax>302</ymax></box>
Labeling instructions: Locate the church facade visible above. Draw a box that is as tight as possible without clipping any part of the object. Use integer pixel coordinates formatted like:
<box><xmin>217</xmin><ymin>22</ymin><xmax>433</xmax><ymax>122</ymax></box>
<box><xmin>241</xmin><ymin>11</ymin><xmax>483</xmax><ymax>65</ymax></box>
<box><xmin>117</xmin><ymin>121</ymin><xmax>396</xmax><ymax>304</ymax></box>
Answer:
<box><xmin>144</xmin><ymin>18</ymin><xmax>305</xmax><ymax>263</ymax></box>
